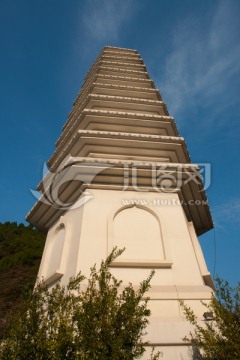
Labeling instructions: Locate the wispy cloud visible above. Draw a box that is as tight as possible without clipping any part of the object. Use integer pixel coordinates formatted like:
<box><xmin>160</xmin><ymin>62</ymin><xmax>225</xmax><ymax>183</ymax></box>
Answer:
<box><xmin>81</xmin><ymin>0</ymin><xmax>135</xmax><ymax>42</ymax></box>
<box><xmin>213</xmin><ymin>198</ymin><xmax>240</xmax><ymax>228</ymax></box>
<box><xmin>158</xmin><ymin>1</ymin><xmax>240</xmax><ymax>127</ymax></box>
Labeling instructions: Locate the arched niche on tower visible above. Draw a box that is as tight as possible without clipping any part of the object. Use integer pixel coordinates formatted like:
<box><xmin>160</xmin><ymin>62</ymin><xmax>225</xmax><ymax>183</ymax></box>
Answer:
<box><xmin>108</xmin><ymin>204</ymin><xmax>172</xmax><ymax>268</ymax></box>
<box><xmin>42</xmin><ymin>217</ymin><xmax>67</xmax><ymax>286</ymax></box>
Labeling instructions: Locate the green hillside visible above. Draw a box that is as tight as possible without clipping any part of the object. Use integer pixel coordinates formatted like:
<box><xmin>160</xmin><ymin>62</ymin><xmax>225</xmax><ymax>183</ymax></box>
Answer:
<box><xmin>0</xmin><ymin>222</ymin><xmax>45</xmax><ymax>337</ymax></box>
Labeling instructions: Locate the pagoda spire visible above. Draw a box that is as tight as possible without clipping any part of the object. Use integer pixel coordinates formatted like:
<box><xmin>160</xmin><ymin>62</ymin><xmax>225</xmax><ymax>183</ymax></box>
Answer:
<box><xmin>27</xmin><ymin>46</ymin><xmax>214</xmax><ymax>360</ymax></box>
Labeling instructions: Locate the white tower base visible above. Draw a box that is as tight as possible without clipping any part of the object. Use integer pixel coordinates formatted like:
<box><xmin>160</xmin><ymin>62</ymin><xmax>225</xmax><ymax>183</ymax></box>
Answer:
<box><xmin>37</xmin><ymin>189</ymin><xmax>213</xmax><ymax>359</ymax></box>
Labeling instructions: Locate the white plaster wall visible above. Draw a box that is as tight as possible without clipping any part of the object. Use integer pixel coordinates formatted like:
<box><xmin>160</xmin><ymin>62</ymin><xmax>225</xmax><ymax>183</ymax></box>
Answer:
<box><xmin>37</xmin><ymin>188</ymin><xmax>213</xmax><ymax>359</ymax></box>
<box><xmin>61</xmin><ymin>189</ymin><xmax>209</xmax><ymax>287</ymax></box>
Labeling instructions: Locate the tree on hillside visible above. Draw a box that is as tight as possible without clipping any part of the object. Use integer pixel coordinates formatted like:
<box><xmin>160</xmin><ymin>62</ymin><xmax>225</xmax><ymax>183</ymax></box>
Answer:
<box><xmin>0</xmin><ymin>221</ymin><xmax>45</xmax><ymax>338</ymax></box>
<box><xmin>0</xmin><ymin>248</ymin><xmax>161</xmax><ymax>360</ymax></box>
<box><xmin>181</xmin><ymin>277</ymin><xmax>240</xmax><ymax>360</ymax></box>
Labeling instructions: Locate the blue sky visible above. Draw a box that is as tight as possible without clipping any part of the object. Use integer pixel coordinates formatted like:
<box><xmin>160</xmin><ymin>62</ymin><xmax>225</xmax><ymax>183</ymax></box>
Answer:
<box><xmin>0</xmin><ymin>0</ymin><xmax>239</xmax><ymax>285</ymax></box>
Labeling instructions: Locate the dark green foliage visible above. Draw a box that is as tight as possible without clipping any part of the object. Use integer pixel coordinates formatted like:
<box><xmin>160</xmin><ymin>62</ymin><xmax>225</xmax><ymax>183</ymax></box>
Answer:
<box><xmin>181</xmin><ymin>277</ymin><xmax>240</xmax><ymax>360</ymax></box>
<box><xmin>0</xmin><ymin>222</ymin><xmax>45</xmax><ymax>337</ymax></box>
<box><xmin>0</xmin><ymin>222</ymin><xmax>44</xmax><ymax>271</ymax></box>
<box><xmin>0</xmin><ymin>248</ymin><xmax>161</xmax><ymax>360</ymax></box>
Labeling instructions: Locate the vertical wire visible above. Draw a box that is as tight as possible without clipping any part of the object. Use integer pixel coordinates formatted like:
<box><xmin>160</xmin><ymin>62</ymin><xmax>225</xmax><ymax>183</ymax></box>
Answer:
<box><xmin>213</xmin><ymin>227</ymin><xmax>217</xmax><ymax>279</ymax></box>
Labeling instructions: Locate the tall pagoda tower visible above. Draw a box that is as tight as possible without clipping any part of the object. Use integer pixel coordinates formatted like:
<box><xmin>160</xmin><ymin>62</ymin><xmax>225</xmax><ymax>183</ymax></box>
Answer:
<box><xmin>27</xmin><ymin>46</ymin><xmax>214</xmax><ymax>359</ymax></box>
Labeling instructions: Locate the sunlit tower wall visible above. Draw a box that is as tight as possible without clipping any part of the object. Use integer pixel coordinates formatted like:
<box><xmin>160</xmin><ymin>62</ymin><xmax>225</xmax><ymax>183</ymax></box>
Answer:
<box><xmin>27</xmin><ymin>46</ymin><xmax>214</xmax><ymax>359</ymax></box>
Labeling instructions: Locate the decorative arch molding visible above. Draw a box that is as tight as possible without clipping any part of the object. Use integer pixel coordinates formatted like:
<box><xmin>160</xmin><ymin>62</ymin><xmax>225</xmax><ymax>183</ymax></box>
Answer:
<box><xmin>42</xmin><ymin>216</ymin><xmax>70</xmax><ymax>286</ymax></box>
<box><xmin>108</xmin><ymin>204</ymin><xmax>172</xmax><ymax>268</ymax></box>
